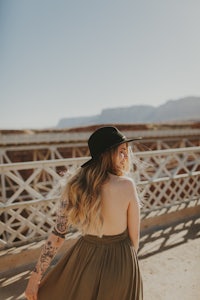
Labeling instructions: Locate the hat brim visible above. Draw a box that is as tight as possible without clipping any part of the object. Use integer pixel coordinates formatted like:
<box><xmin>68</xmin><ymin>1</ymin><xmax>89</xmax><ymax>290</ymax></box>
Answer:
<box><xmin>81</xmin><ymin>137</ymin><xmax>142</xmax><ymax>168</ymax></box>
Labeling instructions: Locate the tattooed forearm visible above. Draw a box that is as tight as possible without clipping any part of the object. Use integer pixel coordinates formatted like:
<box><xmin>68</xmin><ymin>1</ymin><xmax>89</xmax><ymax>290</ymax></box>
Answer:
<box><xmin>32</xmin><ymin>197</ymin><xmax>68</xmax><ymax>277</ymax></box>
<box><xmin>33</xmin><ymin>234</ymin><xmax>64</xmax><ymax>278</ymax></box>
<box><xmin>40</xmin><ymin>241</ymin><xmax>58</xmax><ymax>274</ymax></box>
<box><xmin>30</xmin><ymin>198</ymin><xmax>68</xmax><ymax>284</ymax></box>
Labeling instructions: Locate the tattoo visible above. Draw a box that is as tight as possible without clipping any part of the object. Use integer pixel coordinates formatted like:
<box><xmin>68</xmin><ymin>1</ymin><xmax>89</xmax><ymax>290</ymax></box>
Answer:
<box><xmin>54</xmin><ymin>197</ymin><xmax>68</xmax><ymax>235</ymax></box>
<box><xmin>56</xmin><ymin>215</ymin><xmax>68</xmax><ymax>233</ymax></box>
<box><xmin>38</xmin><ymin>240</ymin><xmax>59</xmax><ymax>276</ymax></box>
<box><xmin>32</xmin><ymin>199</ymin><xmax>68</xmax><ymax>278</ymax></box>
<box><xmin>52</xmin><ymin>227</ymin><xmax>66</xmax><ymax>239</ymax></box>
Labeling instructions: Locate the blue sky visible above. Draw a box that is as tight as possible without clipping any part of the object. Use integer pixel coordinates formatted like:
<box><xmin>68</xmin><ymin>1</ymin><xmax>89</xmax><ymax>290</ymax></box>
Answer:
<box><xmin>1</xmin><ymin>0</ymin><xmax>200</xmax><ymax>129</ymax></box>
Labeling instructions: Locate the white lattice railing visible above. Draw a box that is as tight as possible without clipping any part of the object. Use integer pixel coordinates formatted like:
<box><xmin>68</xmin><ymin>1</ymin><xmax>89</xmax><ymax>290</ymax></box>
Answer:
<box><xmin>0</xmin><ymin>147</ymin><xmax>200</xmax><ymax>249</ymax></box>
<box><xmin>134</xmin><ymin>147</ymin><xmax>200</xmax><ymax>211</ymax></box>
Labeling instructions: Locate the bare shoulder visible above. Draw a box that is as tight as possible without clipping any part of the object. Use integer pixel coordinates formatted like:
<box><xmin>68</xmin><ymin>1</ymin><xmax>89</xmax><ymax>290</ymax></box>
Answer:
<box><xmin>116</xmin><ymin>176</ymin><xmax>136</xmax><ymax>194</ymax></box>
<box><xmin>106</xmin><ymin>173</ymin><xmax>136</xmax><ymax>195</ymax></box>
<box><xmin>118</xmin><ymin>175</ymin><xmax>136</xmax><ymax>188</ymax></box>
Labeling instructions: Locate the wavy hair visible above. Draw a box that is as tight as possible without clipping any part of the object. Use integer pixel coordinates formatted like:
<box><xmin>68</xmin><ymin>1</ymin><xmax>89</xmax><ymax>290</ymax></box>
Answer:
<box><xmin>61</xmin><ymin>144</ymin><xmax>132</xmax><ymax>236</ymax></box>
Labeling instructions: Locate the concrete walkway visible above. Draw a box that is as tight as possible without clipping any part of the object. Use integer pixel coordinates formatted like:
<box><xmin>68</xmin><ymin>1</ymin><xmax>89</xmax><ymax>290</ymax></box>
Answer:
<box><xmin>1</xmin><ymin>217</ymin><xmax>200</xmax><ymax>300</ymax></box>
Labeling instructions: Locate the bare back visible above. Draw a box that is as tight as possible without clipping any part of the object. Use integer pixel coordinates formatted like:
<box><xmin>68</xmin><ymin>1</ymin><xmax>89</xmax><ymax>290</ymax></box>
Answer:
<box><xmin>100</xmin><ymin>173</ymin><xmax>130</xmax><ymax>235</ymax></box>
<box><xmin>88</xmin><ymin>173</ymin><xmax>140</xmax><ymax>251</ymax></box>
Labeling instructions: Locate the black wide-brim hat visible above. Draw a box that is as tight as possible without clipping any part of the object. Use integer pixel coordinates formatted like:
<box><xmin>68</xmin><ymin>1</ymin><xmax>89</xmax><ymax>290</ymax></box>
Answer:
<box><xmin>81</xmin><ymin>126</ymin><xmax>142</xmax><ymax>168</ymax></box>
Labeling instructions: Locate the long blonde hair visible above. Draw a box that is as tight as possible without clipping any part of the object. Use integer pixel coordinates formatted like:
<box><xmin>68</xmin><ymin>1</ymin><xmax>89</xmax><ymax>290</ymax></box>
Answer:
<box><xmin>62</xmin><ymin>144</ymin><xmax>132</xmax><ymax>236</ymax></box>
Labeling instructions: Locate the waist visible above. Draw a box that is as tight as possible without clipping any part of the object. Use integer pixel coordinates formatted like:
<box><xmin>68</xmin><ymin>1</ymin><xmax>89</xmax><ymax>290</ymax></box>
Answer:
<box><xmin>82</xmin><ymin>229</ymin><xmax>129</xmax><ymax>245</ymax></box>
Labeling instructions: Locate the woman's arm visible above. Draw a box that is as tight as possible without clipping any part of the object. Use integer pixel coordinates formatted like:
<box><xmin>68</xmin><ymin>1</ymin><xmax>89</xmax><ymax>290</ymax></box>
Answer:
<box><xmin>25</xmin><ymin>197</ymin><xmax>68</xmax><ymax>300</ymax></box>
<box><xmin>32</xmin><ymin>233</ymin><xmax>64</xmax><ymax>279</ymax></box>
<box><xmin>25</xmin><ymin>233</ymin><xmax>65</xmax><ymax>299</ymax></box>
<box><xmin>127</xmin><ymin>179</ymin><xmax>141</xmax><ymax>253</ymax></box>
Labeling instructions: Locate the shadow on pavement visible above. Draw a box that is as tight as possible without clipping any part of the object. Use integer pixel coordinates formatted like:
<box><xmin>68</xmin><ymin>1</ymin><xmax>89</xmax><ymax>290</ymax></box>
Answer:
<box><xmin>138</xmin><ymin>216</ymin><xmax>200</xmax><ymax>259</ymax></box>
<box><xmin>0</xmin><ymin>266</ymin><xmax>31</xmax><ymax>300</ymax></box>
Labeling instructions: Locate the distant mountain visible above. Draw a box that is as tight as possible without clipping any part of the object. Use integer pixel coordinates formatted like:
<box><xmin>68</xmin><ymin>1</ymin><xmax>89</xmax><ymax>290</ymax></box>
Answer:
<box><xmin>150</xmin><ymin>97</ymin><xmax>200</xmax><ymax>122</ymax></box>
<box><xmin>57</xmin><ymin>96</ymin><xmax>200</xmax><ymax>128</ymax></box>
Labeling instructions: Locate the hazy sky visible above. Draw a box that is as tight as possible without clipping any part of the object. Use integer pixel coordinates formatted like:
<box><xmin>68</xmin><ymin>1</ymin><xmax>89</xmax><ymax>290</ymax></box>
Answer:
<box><xmin>1</xmin><ymin>0</ymin><xmax>200</xmax><ymax>129</ymax></box>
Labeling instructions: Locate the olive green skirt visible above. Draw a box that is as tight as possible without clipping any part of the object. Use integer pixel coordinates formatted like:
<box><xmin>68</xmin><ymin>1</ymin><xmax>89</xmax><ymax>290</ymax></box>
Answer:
<box><xmin>38</xmin><ymin>230</ymin><xmax>143</xmax><ymax>300</ymax></box>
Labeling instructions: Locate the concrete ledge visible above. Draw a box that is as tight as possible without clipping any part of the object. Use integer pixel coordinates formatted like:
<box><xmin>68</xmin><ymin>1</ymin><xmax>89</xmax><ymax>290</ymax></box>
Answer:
<box><xmin>1</xmin><ymin>206</ymin><xmax>200</xmax><ymax>274</ymax></box>
<box><xmin>141</xmin><ymin>205</ymin><xmax>200</xmax><ymax>233</ymax></box>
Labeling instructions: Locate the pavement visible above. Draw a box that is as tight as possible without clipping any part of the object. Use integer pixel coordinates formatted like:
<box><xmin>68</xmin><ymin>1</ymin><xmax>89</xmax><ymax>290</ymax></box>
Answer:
<box><xmin>0</xmin><ymin>216</ymin><xmax>200</xmax><ymax>300</ymax></box>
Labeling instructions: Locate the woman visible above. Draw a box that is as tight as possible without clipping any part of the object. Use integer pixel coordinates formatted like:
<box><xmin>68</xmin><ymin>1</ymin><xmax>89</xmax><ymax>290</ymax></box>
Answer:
<box><xmin>25</xmin><ymin>126</ymin><xmax>143</xmax><ymax>300</ymax></box>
